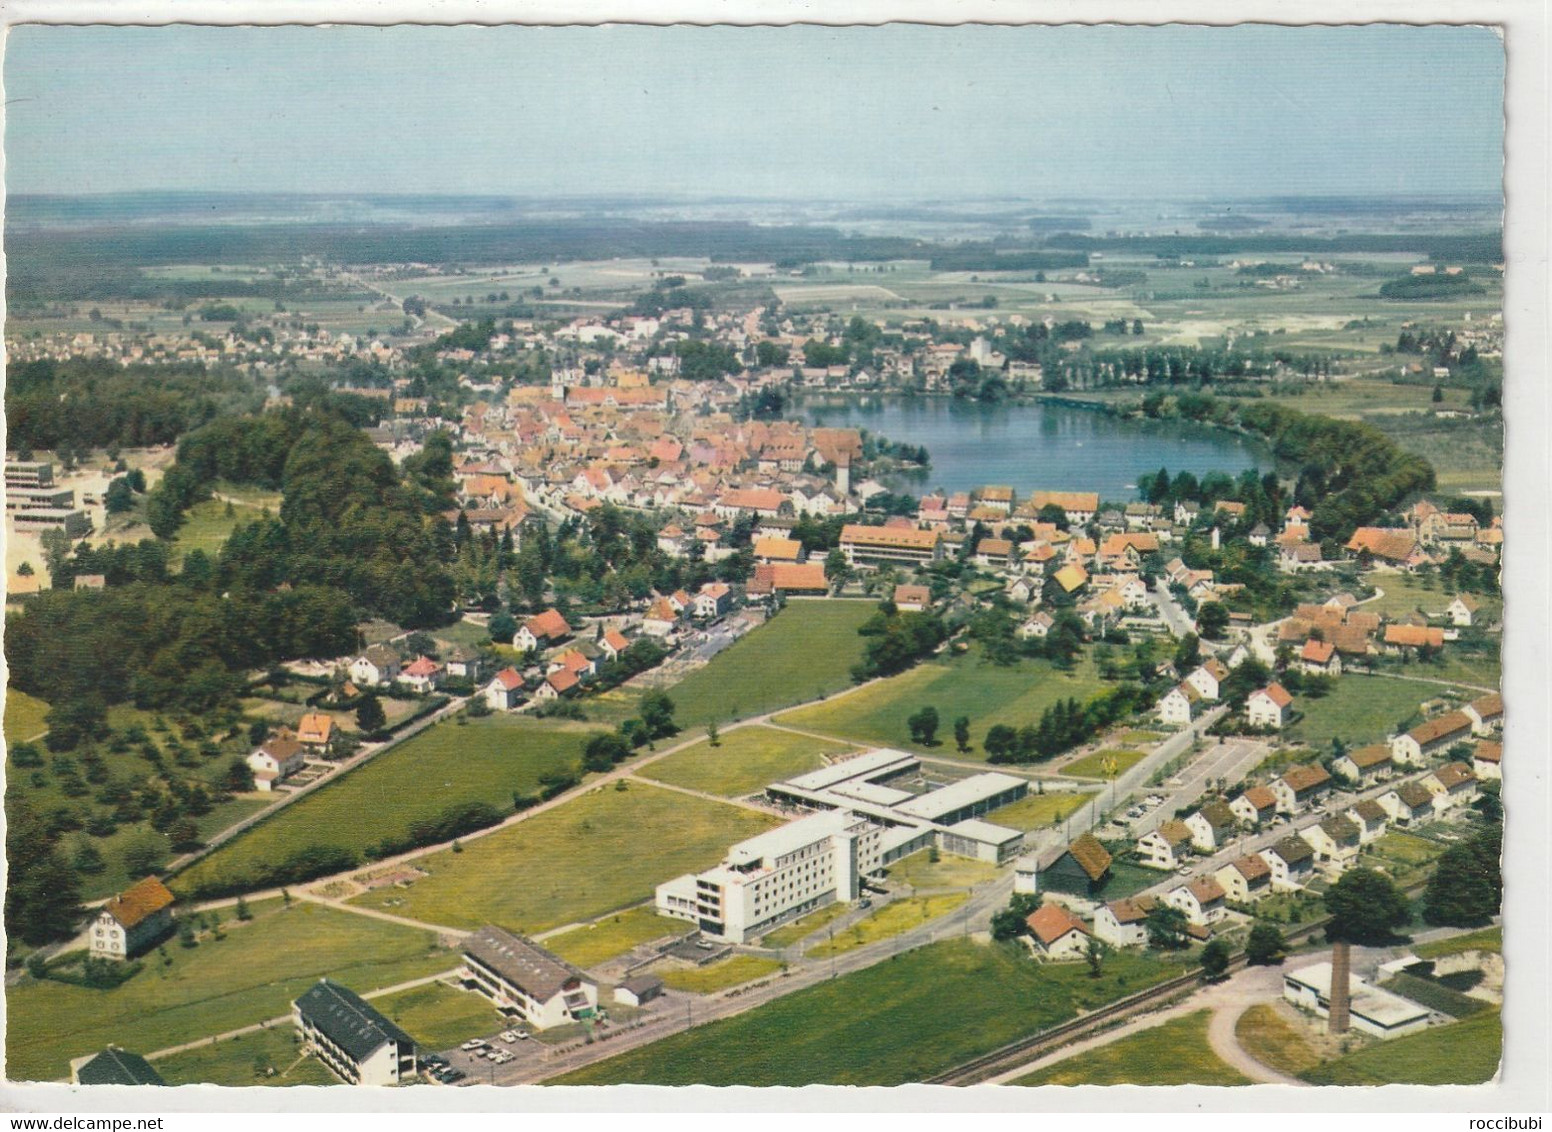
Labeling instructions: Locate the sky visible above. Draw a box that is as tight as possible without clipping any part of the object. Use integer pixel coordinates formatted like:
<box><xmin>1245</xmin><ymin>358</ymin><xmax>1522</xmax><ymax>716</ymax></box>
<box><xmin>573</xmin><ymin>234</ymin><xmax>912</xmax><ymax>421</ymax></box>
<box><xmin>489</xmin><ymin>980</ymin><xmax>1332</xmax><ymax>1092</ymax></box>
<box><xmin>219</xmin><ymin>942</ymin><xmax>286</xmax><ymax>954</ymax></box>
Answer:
<box><xmin>2</xmin><ymin>23</ymin><xmax>1505</xmax><ymax>200</ymax></box>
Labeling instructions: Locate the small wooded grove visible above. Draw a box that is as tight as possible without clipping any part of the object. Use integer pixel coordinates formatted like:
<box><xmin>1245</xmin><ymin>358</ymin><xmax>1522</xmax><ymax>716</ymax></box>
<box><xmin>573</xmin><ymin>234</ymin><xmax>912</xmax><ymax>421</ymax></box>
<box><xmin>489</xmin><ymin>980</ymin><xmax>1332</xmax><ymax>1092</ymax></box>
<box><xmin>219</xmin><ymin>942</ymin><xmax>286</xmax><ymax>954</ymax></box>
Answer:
<box><xmin>6</xmin><ymin>407</ymin><xmax>456</xmax><ymax>730</ymax></box>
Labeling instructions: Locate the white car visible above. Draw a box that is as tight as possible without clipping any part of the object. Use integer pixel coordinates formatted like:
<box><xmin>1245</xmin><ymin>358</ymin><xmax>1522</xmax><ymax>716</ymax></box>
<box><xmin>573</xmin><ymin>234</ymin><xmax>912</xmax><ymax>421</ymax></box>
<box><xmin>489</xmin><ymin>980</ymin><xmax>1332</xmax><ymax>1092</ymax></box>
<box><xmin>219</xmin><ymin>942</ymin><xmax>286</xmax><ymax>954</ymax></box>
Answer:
<box><xmin>499</xmin><ymin>1031</ymin><xmax>520</xmax><ymax>1043</ymax></box>
<box><xmin>460</xmin><ymin>1039</ymin><xmax>486</xmax><ymax>1052</ymax></box>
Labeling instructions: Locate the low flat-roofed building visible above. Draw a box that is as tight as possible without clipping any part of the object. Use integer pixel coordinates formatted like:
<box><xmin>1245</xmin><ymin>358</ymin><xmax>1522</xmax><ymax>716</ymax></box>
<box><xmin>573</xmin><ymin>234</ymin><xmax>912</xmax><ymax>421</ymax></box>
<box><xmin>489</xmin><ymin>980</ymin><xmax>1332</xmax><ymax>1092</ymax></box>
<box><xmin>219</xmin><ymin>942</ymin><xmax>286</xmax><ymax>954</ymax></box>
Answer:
<box><xmin>890</xmin><ymin>772</ymin><xmax>1028</xmax><ymax>825</ymax></box>
<box><xmin>614</xmin><ymin>974</ymin><xmax>665</xmax><ymax>1007</ymax></box>
<box><xmin>460</xmin><ymin>926</ymin><xmax>598</xmax><ymax>1030</ymax></box>
<box><xmin>938</xmin><ymin>818</ymin><xmax>1024</xmax><ymax>864</ymax></box>
<box><xmin>1283</xmin><ymin>961</ymin><xmax>1432</xmax><ymax>1040</ymax></box>
<box><xmin>293</xmin><ymin>978</ymin><xmax>418</xmax><ymax>1086</ymax></box>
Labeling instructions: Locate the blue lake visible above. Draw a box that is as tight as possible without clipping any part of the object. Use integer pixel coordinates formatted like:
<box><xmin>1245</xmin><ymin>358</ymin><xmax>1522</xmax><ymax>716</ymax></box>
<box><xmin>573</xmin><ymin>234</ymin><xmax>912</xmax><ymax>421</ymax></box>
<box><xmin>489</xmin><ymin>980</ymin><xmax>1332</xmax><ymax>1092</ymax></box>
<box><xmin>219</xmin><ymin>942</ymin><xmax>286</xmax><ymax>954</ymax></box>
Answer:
<box><xmin>800</xmin><ymin>396</ymin><xmax>1272</xmax><ymax>502</ymax></box>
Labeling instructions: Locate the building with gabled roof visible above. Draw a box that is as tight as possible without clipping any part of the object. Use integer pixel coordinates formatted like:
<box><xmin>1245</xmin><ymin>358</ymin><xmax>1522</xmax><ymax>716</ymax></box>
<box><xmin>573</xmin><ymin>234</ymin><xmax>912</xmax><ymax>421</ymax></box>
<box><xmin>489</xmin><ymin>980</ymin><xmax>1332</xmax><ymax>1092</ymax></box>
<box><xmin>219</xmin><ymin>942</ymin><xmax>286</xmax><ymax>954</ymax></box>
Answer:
<box><xmin>70</xmin><ymin>1048</ymin><xmax>165</xmax><ymax>1086</ymax></box>
<box><xmin>484</xmin><ymin>666</ymin><xmax>525</xmax><ymax>712</ymax></box>
<box><xmin>1215</xmin><ymin>854</ymin><xmax>1273</xmax><ymax>903</ymax></box>
<box><xmin>1391</xmin><ymin>710</ymin><xmax>1474</xmax><ymax>766</ymax></box>
<box><xmin>1230</xmin><ymin>784</ymin><xmax>1278</xmax><ymax>827</ymax></box>
<box><xmin>460</xmin><ymin>926</ymin><xmax>598</xmax><ymax>1030</ymax></box>
<box><xmin>92</xmin><ymin>877</ymin><xmax>175</xmax><ymax>960</ymax></box>
<box><xmin>1259</xmin><ymin>835</ymin><xmax>1316</xmax><ymax>891</ymax></box>
<box><xmin>1025</xmin><ymin>902</ymin><xmax>1091</xmax><ymax>960</ymax></box>
<box><xmin>293</xmin><ymin>978</ymin><xmax>418</xmax><ymax>1086</ymax></box>
<box><xmin>1093</xmin><ymin>897</ymin><xmax>1154</xmax><ymax>949</ymax></box>
<box><xmin>1272</xmin><ymin>764</ymin><xmax>1332</xmax><ymax>814</ymax></box>
<box><xmin>1026</xmin><ymin>833</ymin><xmax>1113</xmax><ymax>896</ymax></box>
<box><xmin>1138</xmin><ymin>820</ymin><xmax>1194</xmax><ymax>870</ymax></box>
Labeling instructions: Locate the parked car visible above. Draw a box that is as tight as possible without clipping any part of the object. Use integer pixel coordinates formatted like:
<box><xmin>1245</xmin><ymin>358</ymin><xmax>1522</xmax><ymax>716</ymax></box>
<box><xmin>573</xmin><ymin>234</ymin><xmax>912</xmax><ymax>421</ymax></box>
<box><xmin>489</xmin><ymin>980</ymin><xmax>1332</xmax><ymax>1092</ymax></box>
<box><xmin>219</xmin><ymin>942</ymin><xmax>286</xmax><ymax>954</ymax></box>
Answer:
<box><xmin>499</xmin><ymin>1031</ymin><xmax>520</xmax><ymax>1043</ymax></box>
<box><xmin>459</xmin><ymin>1039</ymin><xmax>486</xmax><ymax>1051</ymax></box>
<box><xmin>1176</xmin><ymin>864</ymin><xmax>1193</xmax><ymax>876</ymax></box>
<box><xmin>512</xmin><ymin>1030</ymin><xmax>530</xmax><ymax>1040</ymax></box>
<box><xmin>695</xmin><ymin>939</ymin><xmax>715</xmax><ymax>951</ymax></box>
<box><xmin>857</xmin><ymin>897</ymin><xmax>873</xmax><ymax>909</ymax></box>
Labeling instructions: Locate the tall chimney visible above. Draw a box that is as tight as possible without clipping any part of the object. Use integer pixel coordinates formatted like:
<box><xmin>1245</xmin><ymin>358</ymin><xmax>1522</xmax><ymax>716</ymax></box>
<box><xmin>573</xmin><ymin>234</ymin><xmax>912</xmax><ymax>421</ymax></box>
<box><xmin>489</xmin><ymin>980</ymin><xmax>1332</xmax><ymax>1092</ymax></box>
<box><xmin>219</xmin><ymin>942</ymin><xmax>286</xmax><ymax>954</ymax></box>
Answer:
<box><xmin>1328</xmin><ymin>940</ymin><xmax>1352</xmax><ymax>1035</ymax></box>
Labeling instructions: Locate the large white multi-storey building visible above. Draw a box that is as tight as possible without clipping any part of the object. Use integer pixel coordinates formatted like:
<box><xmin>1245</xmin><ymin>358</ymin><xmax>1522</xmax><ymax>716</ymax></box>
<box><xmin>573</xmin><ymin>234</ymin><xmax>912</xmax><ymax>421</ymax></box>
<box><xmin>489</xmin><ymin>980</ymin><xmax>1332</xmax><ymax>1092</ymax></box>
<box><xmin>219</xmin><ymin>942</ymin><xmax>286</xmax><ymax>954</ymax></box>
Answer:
<box><xmin>659</xmin><ymin>748</ymin><xmax>1030</xmax><ymax>942</ymax></box>
<box><xmin>658</xmin><ymin>809</ymin><xmax>881</xmax><ymax>943</ymax></box>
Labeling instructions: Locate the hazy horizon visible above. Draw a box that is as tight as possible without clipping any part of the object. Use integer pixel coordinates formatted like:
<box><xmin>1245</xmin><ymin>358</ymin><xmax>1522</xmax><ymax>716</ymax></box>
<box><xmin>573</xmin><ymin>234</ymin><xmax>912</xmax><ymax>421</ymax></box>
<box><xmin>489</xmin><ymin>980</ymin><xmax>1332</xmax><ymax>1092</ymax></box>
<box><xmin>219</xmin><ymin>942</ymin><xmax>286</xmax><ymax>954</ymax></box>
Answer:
<box><xmin>5</xmin><ymin>24</ymin><xmax>1504</xmax><ymax>201</ymax></box>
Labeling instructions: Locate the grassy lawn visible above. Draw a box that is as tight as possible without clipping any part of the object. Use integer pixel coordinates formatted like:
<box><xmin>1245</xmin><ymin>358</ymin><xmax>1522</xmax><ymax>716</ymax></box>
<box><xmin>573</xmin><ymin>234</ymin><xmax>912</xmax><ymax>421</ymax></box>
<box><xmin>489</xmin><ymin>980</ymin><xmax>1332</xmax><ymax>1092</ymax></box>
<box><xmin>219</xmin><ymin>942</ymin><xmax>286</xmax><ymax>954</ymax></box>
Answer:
<box><xmin>1063</xmin><ymin>748</ymin><xmax>1145</xmax><ymax>779</ymax></box>
<box><xmin>1359</xmin><ymin>830</ymin><xmax>1449</xmax><ymax>889</ymax></box>
<box><xmin>1382</xmin><ymin>972</ymin><xmax>1489</xmax><ymax>1018</ymax></box>
<box><xmin>1415</xmin><ymin>925</ymin><xmax>1501</xmax><ymax>959</ymax></box>
<box><xmin>1012</xmin><ymin>1010</ymin><xmax>1251</xmax><ymax>1086</ymax></box>
<box><xmin>6</xmin><ymin>899</ymin><xmax>457</xmax><ymax>1082</ymax></box>
<box><xmin>550</xmin><ymin>939</ymin><xmax>1178</xmax><ymax>1086</ymax></box>
<box><xmin>370</xmin><ymin>981</ymin><xmax>505</xmax><ymax>1049</ymax></box>
<box><xmin>153</xmin><ymin>1025</ymin><xmax>337</xmax><ymax>1087</ymax></box>
<box><xmin>171</xmin><ymin>715</ymin><xmax>598</xmax><ymax>898</ymax></box>
<box><xmin>1234</xmin><ymin>1004</ymin><xmax>1323</xmax><ymax>1078</ymax></box>
<box><xmin>757</xmin><ymin>902</ymin><xmax>853</xmax><ymax>949</ymax></box>
<box><xmin>658</xmin><ymin>955</ymin><xmax>785</xmax><ymax>994</ymax></box>
<box><xmin>3</xmin><ymin>688</ymin><xmax>50</xmax><ymax>741</ymax></box>
<box><xmin>1285</xmin><ymin>674</ymin><xmax>1430</xmax><ymax>750</ymax></box>
<box><xmin>886</xmin><ymin>851</ymin><xmax>998</xmax><ymax>891</ymax></box>
<box><xmin>348</xmin><ymin>782</ymin><xmax>781</xmax><ymax>935</ymax></box>
<box><xmin>807</xmin><ymin>894</ymin><xmax>968</xmax><ymax>958</ymax></box>
<box><xmin>666</xmin><ymin>599</ymin><xmax>877</xmax><ymax>728</ymax></box>
<box><xmin>543</xmin><ymin>906</ymin><xmax>691</xmax><ymax>970</ymax></box>
<box><xmin>170</xmin><ymin>498</ymin><xmax>267</xmax><ymax>565</ymax></box>
<box><xmin>639</xmin><ymin>724</ymin><xmax>850</xmax><ymax>798</ymax></box>
<box><xmin>1301</xmin><ymin>1009</ymin><xmax>1501</xmax><ymax>1085</ymax></box>
<box><xmin>987</xmin><ymin>790</ymin><xmax>1096</xmax><ymax>832</ymax></box>
<box><xmin>776</xmin><ymin>649</ymin><xmax>1105</xmax><ymax>760</ymax></box>
<box><xmin>1360</xmin><ymin>575</ymin><xmax>1500</xmax><ymax>624</ymax></box>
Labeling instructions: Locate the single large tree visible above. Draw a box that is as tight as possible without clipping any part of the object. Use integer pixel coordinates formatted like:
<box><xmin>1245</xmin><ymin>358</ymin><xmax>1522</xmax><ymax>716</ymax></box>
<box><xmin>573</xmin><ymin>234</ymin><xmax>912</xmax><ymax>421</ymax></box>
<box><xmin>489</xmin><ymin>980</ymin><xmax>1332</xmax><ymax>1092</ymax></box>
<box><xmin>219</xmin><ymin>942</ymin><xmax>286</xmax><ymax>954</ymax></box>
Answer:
<box><xmin>1324</xmin><ymin>868</ymin><xmax>1412</xmax><ymax>945</ymax></box>
<box><xmin>907</xmin><ymin>705</ymin><xmax>940</xmax><ymax>746</ymax></box>
<box><xmin>1146</xmin><ymin>904</ymin><xmax>1191</xmax><ymax>950</ymax></box>
<box><xmin>1246</xmin><ymin>922</ymin><xmax>1287</xmax><ymax>966</ymax></box>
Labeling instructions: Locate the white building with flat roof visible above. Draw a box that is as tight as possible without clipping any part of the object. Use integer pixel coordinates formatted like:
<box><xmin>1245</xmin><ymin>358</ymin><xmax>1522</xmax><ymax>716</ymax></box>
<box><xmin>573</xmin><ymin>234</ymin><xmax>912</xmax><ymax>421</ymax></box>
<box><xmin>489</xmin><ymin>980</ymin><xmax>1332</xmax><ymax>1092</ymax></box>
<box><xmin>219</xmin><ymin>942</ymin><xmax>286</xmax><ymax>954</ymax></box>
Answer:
<box><xmin>1282</xmin><ymin>961</ymin><xmax>1432</xmax><ymax>1040</ymax></box>
<box><xmin>657</xmin><ymin>809</ymin><xmax>882</xmax><ymax>944</ymax></box>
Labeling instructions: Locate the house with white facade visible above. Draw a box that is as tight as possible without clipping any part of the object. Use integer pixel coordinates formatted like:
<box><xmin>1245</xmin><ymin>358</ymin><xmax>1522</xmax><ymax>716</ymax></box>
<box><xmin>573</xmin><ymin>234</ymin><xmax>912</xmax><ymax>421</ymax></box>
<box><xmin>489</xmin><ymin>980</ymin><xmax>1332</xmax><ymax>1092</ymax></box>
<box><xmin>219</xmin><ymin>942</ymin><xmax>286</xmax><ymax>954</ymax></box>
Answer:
<box><xmin>460</xmin><ymin>926</ymin><xmax>599</xmax><ymax>1031</ymax></box>
<box><xmin>90</xmin><ymin>877</ymin><xmax>176</xmax><ymax>960</ymax></box>
<box><xmin>293</xmin><ymin>979</ymin><xmax>418</xmax><ymax>1086</ymax></box>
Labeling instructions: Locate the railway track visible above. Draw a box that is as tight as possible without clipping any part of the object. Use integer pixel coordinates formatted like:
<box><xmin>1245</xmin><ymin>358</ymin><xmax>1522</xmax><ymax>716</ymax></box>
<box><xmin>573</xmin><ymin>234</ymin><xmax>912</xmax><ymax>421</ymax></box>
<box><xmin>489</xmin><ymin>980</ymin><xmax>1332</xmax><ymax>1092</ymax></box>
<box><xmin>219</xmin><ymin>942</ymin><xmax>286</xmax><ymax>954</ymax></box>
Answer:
<box><xmin>927</xmin><ymin>914</ymin><xmax>1338</xmax><ymax>1085</ymax></box>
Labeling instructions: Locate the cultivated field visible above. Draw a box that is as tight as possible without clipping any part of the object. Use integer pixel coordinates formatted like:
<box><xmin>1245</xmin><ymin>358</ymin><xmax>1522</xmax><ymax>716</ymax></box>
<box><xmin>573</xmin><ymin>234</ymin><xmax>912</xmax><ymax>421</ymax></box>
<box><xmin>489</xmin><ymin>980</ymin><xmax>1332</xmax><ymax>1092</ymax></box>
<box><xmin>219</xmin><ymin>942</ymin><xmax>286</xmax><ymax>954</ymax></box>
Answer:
<box><xmin>6</xmin><ymin>898</ymin><xmax>455</xmax><ymax>1082</ymax></box>
<box><xmin>776</xmin><ymin>649</ymin><xmax>1106</xmax><ymax>758</ymax></box>
<box><xmin>171</xmin><ymin>715</ymin><xmax>599</xmax><ymax>898</ymax></box>
<box><xmin>550</xmin><ymin>938</ymin><xmax>1178</xmax><ymax>1086</ymax></box>
<box><xmin>664</xmin><ymin>599</ymin><xmax>877</xmax><ymax>727</ymax></box>
<box><xmin>1012</xmin><ymin>1010</ymin><xmax>1251</xmax><ymax>1086</ymax></box>
<box><xmin>638</xmin><ymin>724</ymin><xmax>850</xmax><ymax>798</ymax></box>
<box><xmin>346</xmin><ymin>782</ymin><xmax>781</xmax><ymax>935</ymax></box>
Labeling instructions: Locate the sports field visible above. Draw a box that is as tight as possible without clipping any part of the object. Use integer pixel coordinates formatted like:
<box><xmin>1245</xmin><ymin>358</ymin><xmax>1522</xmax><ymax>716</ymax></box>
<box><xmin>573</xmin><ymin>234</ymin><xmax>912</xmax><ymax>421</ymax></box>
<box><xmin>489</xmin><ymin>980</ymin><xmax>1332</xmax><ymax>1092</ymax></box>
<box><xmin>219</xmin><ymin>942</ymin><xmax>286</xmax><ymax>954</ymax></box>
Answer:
<box><xmin>776</xmin><ymin>649</ymin><xmax>1105</xmax><ymax>759</ymax></box>
<box><xmin>1012</xmin><ymin>1010</ymin><xmax>1251</xmax><ymax>1086</ymax></box>
<box><xmin>6</xmin><ymin>898</ymin><xmax>455</xmax><ymax>1083</ymax></box>
<box><xmin>638</xmin><ymin>724</ymin><xmax>850</xmax><ymax>798</ymax></box>
<box><xmin>171</xmin><ymin>715</ymin><xmax>598</xmax><ymax>898</ymax></box>
<box><xmin>665</xmin><ymin>599</ymin><xmax>877</xmax><ymax>727</ymax></box>
<box><xmin>346</xmin><ymin>782</ymin><xmax>781</xmax><ymax>935</ymax></box>
<box><xmin>550</xmin><ymin>939</ymin><xmax>1176</xmax><ymax>1086</ymax></box>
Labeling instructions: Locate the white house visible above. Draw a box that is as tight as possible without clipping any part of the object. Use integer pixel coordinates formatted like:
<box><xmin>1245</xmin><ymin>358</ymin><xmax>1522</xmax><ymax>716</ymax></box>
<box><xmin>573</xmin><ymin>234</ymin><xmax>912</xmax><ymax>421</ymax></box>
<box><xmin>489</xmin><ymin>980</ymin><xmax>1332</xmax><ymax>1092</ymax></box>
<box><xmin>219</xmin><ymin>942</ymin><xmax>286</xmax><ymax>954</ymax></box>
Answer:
<box><xmin>1377</xmin><ymin>780</ymin><xmax>1438</xmax><ymax>826</ymax></box>
<box><xmin>90</xmin><ymin>877</ymin><xmax>175</xmax><ymax>960</ymax></box>
<box><xmin>348</xmin><ymin>645</ymin><xmax>402</xmax><ymax>688</ymax></box>
<box><xmin>1446</xmin><ymin>594</ymin><xmax>1481</xmax><ymax>627</ymax></box>
<box><xmin>1185</xmin><ymin>658</ymin><xmax>1229</xmax><ymax>701</ymax></box>
<box><xmin>1272</xmin><ymin>764</ymin><xmax>1333</xmax><ymax>814</ymax></box>
<box><xmin>1185</xmin><ymin>799</ymin><xmax>1237</xmax><ymax>854</ymax></box>
<box><xmin>1156</xmin><ymin>683</ymin><xmax>1200</xmax><ymax>727</ymax></box>
<box><xmin>1165</xmin><ymin>877</ymin><xmax>1228</xmax><ymax>927</ymax></box>
<box><xmin>1333</xmin><ymin>744</ymin><xmax>1394</xmax><ymax>787</ymax></box>
<box><xmin>1092</xmin><ymin>898</ymin><xmax>1153</xmax><ymax>949</ymax></box>
<box><xmin>1390</xmin><ymin>710</ymin><xmax>1474</xmax><ymax>767</ymax></box>
<box><xmin>1230</xmin><ymin>785</ymin><xmax>1278</xmax><ymax>828</ymax></box>
<box><xmin>399</xmin><ymin>655</ymin><xmax>444</xmax><ymax>694</ymax></box>
<box><xmin>1247</xmin><ymin>683</ymin><xmax>1293</xmax><ymax>730</ymax></box>
<box><xmin>1471</xmin><ymin>740</ymin><xmax>1502</xmax><ymax>781</ymax></box>
<box><xmin>1214</xmin><ymin>855</ymin><xmax>1273</xmax><ymax>904</ymax></box>
<box><xmin>1299</xmin><ymin>815</ymin><xmax>1363</xmax><ymax>875</ymax></box>
<box><xmin>1137</xmin><ymin>821</ymin><xmax>1194</xmax><ymax>870</ymax></box>
<box><xmin>247</xmin><ymin>734</ymin><xmax>307</xmax><ymax>792</ymax></box>
<box><xmin>695</xmin><ymin>582</ymin><xmax>732</xmax><ymax>620</ymax></box>
<box><xmin>1344</xmin><ymin>799</ymin><xmax>1390</xmax><ymax>843</ymax></box>
<box><xmin>1025</xmin><ymin>903</ymin><xmax>1092</xmax><ymax>960</ymax></box>
<box><xmin>484</xmin><ymin>667</ymin><xmax>525</xmax><ymax>712</ymax></box>
<box><xmin>1259</xmin><ymin>835</ymin><xmax>1316</xmax><ymax>892</ymax></box>
<box><xmin>1463</xmin><ymin>692</ymin><xmax>1503</xmax><ymax>736</ymax></box>
<box><xmin>1421</xmin><ymin>762</ymin><xmax>1479</xmax><ymax>812</ymax></box>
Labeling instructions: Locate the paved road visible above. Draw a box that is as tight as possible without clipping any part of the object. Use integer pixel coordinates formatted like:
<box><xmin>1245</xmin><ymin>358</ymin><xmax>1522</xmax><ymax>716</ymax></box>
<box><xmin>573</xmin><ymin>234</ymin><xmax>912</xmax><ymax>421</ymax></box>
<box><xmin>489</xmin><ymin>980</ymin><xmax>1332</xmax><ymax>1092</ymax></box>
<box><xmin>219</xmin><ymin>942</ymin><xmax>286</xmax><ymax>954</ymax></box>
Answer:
<box><xmin>1153</xmin><ymin>579</ymin><xmax>1198</xmax><ymax>638</ymax></box>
